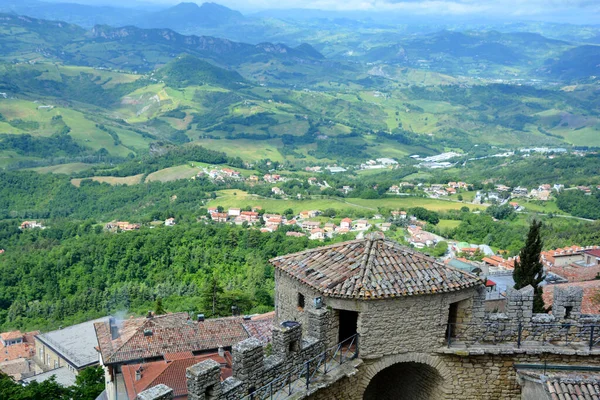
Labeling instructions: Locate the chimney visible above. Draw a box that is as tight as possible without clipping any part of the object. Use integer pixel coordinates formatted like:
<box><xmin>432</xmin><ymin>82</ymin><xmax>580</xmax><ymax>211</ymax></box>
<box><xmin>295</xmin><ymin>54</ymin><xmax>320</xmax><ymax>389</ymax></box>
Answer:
<box><xmin>109</xmin><ymin>317</ymin><xmax>119</xmax><ymax>340</ymax></box>
<box><xmin>135</xmin><ymin>367</ymin><xmax>143</xmax><ymax>381</ymax></box>
<box><xmin>146</xmin><ymin>311</ymin><xmax>153</xmax><ymax>319</ymax></box>
<box><xmin>197</xmin><ymin>314</ymin><xmax>204</xmax><ymax>322</ymax></box>
<box><xmin>218</xmin><ymin>346</ymin><xmax>224</xmax><ymax>357</ymax></box>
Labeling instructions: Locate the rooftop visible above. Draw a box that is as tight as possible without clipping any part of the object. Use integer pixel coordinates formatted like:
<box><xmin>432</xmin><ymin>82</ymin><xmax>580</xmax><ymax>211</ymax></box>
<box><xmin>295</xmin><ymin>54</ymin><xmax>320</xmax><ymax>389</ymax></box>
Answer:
<box><xmin>23</xmin><ymin>366</ymin><xmax>77</xmax><ymax>387</ymax></box>
<box><xmin>270</xmin><ymin>233</ymin><xmax>482</xmax><ymax>299</ymax></box>
<box><xmin>122</xmin><ymin>351</ymin><xmax>232</xmax><ymax>399</ymax></box>
<box><xmin>95</xmin><ymin>312</ymin><xmax>273</xmax><ymax>365</ymax></box>
<box><xmin>543</xmin><ymin>281</ymin><xmax>600</xmax><ymax>315</ymax></box>
<box><xmin>36</xmin><ymin>317</ymin><xmax>109</xmax><ymax>369</ymax></box>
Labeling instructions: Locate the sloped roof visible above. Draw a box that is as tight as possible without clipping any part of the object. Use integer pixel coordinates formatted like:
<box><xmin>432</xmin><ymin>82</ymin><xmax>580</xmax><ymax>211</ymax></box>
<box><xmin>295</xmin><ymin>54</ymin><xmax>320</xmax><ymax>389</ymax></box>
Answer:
<box><xmin>95</xmin><ymin>313</ymin><xmax>250</xmax><ymax>365</ymax></box>
<box><xmin>270</xmin><ymin>233</ymin><xmax>482</xmax><ymax>299</ymax></box>
<box><xmin>546</xmin><ymin>377</ymin><xmax>600</xmax><ymax>400</ymax></box>
<box><xmin>122</xmin><ymin>352</ymin><xmax>232</xmax><ymax>399</ymax></box>
<box><xmin>37</xmin><ymin>317</ymin><xmax>109</xmax><ymax>368</ymax></box>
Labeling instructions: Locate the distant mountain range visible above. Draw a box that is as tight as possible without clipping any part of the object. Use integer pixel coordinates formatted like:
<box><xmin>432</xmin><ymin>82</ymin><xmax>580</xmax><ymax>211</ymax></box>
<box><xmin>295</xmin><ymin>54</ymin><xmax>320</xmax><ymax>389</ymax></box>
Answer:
<box><xmin>137</xmin><ymin>2</ymin><xmax>244</xmax><ymax>29</ymax></box>
<box><xmin>0</xmin><ymin>13</ymin><xmax>324</xmax><ymax>71</ymax></box>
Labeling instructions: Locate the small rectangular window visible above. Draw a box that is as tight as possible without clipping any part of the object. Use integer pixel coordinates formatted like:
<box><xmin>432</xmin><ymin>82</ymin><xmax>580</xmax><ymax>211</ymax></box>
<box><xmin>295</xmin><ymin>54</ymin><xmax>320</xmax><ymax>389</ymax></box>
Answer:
<box><xmin>298</xmin><ymin>293</ymin><xmax>305</xmax><ymax>310</ymax></box>
<box><xmin>565</xmin><ymin>306</ymin><xmax>573</xmax><ymax>319</ymax></box>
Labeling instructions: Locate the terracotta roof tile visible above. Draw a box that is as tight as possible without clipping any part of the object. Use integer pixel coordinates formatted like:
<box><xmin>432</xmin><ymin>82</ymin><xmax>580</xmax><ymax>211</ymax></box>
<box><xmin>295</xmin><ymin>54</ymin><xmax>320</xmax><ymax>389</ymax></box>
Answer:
<box><xmin>242</xmin><ymin>319</ymin><xmax>273</xmax><ymax>345</ymax></box>
<box><xmin>270</xmin><ymin>234</ymin><xmax>482</xmax><ymax>299</ymax></box>
<box><xmin>543</xmin><ymin>281</ymin><xmax>600</xmax><ymax>315</ymax></box>
<box><xmin>95</xmin><ymin>313</ymin><xmax>250</xmax><ymax>365</ymax></box>
<box><xmin>545</xmin><ymin>375</ymin><xmax>600</xmax><ymax>400</ymax></box>
<box><xmin>122</xmin><ymin>352</ymin><xmax>232</xmax><ymax>399</ymax></box>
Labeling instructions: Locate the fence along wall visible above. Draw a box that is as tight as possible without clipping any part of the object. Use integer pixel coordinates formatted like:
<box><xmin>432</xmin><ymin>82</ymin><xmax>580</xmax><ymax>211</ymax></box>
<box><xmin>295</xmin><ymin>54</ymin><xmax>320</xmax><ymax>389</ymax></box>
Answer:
<box><xmin>450</xmin><ymin>284</ymin><xmax>600</xmax><ymax>348</ymax></box>
<box><xmin>183</xmin><ymin>309</ymin><xmax>327</xmax><ymax>400</ymax></box>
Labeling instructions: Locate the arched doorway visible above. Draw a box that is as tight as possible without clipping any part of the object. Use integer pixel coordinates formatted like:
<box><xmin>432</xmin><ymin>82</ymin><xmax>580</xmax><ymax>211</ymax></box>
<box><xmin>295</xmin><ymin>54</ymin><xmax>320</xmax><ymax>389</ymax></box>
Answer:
<box><xmin>363</xmin><ymin>361</ymin><xmax>445</xmax><ymax>400</ymax></box>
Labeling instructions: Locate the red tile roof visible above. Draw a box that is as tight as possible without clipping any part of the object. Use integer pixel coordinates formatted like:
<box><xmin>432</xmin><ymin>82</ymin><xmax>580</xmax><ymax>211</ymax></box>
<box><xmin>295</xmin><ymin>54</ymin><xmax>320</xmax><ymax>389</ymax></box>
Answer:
<box><xmin>242</xmin><ymin>319</ymin><xmax>273</xmax><ymax>345</ymax></box>
<box><xmin>545</xmin><ymin>374</ymin><xmax>600</xmax><ymax>400</ymax></box>
<box><xmin>270</xmin><ymin>234</ymin><xmax>482</xmax><ymax>299</ymax></box>
<box><xmin>122</xmin><ymin>352</ymin><xmax>232</xmax><ymax>399</ymax></box>
<box><xmin>543</xmin><ymin>281</ymin><xmax>600</xmax><ymax>315</ymax></box>
<box><xmin>95</xmin><ymin>313</ymin><xmax>249</xmax><ymax>365</ymax></box>
<box><xmin>0</xmin><ymin>331</ymin><xmax>38</xmax><ymax>363</ymax></box>
<box><xmin>585</xmin><ymin>249</ymin><xmax>600</xmax><ymax>258</ymax></box>
<box><xmin>1</xmin><ymin>331</ymin><xmax>23</xmax><ymax>341</ymax></box>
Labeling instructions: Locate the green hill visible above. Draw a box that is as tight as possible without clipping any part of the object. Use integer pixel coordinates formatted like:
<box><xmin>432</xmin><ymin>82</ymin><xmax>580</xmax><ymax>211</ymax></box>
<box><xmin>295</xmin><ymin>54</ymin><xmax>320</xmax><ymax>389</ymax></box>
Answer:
<box><xmin>158</xmin><ymin>54</ymin><xmax>245</xmax><ymax>88</ymax></box>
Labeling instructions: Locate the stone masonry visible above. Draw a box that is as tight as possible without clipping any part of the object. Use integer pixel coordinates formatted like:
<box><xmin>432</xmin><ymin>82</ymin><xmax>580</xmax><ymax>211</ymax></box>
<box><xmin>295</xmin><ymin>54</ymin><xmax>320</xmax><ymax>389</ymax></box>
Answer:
<box><xmin>134</xmin><ymin>237</ymin><xmax>600</xmax><ymax>400</ymax></box>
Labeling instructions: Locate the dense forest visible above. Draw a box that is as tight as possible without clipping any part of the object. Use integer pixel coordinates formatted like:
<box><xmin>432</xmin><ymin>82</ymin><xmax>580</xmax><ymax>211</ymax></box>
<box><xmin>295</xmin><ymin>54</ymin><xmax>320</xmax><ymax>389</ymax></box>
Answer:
<box><xmin>0</xmin><ymin>220</ymin><xmax>350</xmax><ymax>332</ymax></box>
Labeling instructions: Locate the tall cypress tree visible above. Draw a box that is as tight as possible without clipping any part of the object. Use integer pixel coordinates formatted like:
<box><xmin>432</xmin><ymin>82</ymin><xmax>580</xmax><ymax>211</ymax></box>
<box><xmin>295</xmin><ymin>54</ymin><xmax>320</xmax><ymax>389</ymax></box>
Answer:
<box><xmin>513</xmin><ymin>220</ymin><xmax>545</xmax><ymax>312</ymax></box>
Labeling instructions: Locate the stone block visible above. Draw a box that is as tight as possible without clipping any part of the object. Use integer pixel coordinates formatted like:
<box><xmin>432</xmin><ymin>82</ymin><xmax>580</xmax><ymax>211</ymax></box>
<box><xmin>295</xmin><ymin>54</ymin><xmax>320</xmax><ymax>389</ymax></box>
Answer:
<box><xmin>187</xmin><ymin>359</ymin><xmax>222</xmax><ymax>400</ymax></box>
<box><xmin>136</xmin><ymin>384</ymin><xmax>173</xmax><ymax>400</ymax></box>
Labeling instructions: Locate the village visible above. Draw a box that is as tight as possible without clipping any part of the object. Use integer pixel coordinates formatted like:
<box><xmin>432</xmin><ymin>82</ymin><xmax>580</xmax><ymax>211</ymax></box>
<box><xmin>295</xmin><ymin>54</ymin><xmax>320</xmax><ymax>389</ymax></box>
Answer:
<box><xmin>4</xmin><ymin>154</ymin><xmax>600</xmax><ymax>398</ymax></box>
<box><xmin>2</xmin><ymin>228</ymin><xmax>600</xmax><ymax>399</ymax></box>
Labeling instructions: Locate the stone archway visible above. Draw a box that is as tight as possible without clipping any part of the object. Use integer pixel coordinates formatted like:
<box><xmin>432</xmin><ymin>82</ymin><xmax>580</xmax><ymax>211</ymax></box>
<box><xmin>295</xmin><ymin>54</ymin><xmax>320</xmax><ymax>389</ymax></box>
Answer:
<box><xmin>358</xmin><ymin>353</ymin><xmax>450</xmax><ymax>400</ymax></box>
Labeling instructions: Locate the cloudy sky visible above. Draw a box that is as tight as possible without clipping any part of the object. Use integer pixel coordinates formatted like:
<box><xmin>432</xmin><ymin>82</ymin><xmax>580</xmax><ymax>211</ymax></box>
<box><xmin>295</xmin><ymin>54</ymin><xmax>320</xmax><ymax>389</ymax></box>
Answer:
<box><xmin>60</xmin><ymin>0</ymin><xmax>600</xmax><ymax>24</ymax></box>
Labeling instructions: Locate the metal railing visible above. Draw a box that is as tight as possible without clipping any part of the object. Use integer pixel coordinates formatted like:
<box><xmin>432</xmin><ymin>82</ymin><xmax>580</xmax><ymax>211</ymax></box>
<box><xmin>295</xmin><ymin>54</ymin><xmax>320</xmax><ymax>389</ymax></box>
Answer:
<box><xmin>446</xmin><ymin>322</ymin><xmax>600</xmax><ymax>350</ymax></box>
<box><xmin>239</xmin><ymin>334</ymin><xmax>359</xmax><ymax>400</ymax></box>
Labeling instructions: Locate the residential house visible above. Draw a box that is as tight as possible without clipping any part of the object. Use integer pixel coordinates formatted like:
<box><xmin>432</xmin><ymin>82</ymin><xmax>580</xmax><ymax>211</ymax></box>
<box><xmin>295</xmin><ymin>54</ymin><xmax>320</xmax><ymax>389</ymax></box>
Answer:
<box><xmin>509</xmin><ymin>202</ymin><xmax>520</xmax><ymax>210</ymax></box>
<box><xmin>537</xmin><ymin>190</ymin><xmax>551</xmax><ymax>201</ymax></box>
<box><xmin>228</xmin><ymin>208</ymin><xmax>241</xmax><ymax>217</ymax></box>
<box><xmin>340</xmin><ymin>218</ymin><xmax>352</xmax><ymax>230</ymax></box>
<box><xmin>164</xmin><ymin>218</ymin><xmax>176</xmax><ymax>226</ymax></box>
<box><xmin>35</xmin><ymin>317</ymin><xmax>111</xmax><ymax>381</ymax></box>
<box><xmin>407</xmin><ymin>230</ymin><xmax>437</xmax><ymax>248</ymax></box>
<box><xmin>495</xmin><ymin>184</ymin><xmax>511</xmax><ymax>192</ymax></box>
<box><xmin>301</xmin><ymin>221</ymin><xmax>321</xmax><ymax>231</ymax></box>
<box><xmin>538</xmin><ymin>184</ymin><xmax>552</xmax><ymax>191</ymax></box>
<box><xmin>207</xmin><ymin>207</ymin><xmax>218</xmax><ymax>215</ymax></box>
<box><xmin>583</xmin><ymin>249</ymin><xmax>600</xmax><ymax>266</ymax></box>
<box><xmin>388</xmin><ymin>185</ymin><xmax>400</xmax><ymax>194</ymax></box>
<box><xmin>121</xmin><ymin>352</ymin><xmax>233</xmax><ymax>399</ymax></box>
<box><xmin>307</xmin><ymin>177</ymin><xmax>317</xmax><ymax>185</ymax></box>
<box><xmin>309</xmin><ymin>228</ymin><xmax>325</xmax><ymax>240</ymax></box>
<box><xmin>0</xmin><ymin>330</ymin><xmax>39</xmax><ymax>380</ymax></box>
<box><xmin>286</xmin><ymin>232</ymin><xmax>305</xmax><ymax>237</ymax></box>
<box><xmin>247</xmin><ymin>175</ymin><xmax>259</xmax><ymax>184</ymax></box>
<box><xmin>20</xmin><ymin>221</ymin><xmax>43</xmax><ymax>229</ymax></box>
<box><xmin>105</xmin><ymin>221</ymin><xmax>140</xmax><ymax>232</ymax></box>
<box><xmin>271</xmin><ymin>187</ymin><xmax>284</xmax><ymax>196</ymax></box>
<box><xmin>380</xmin><ymin>223</ymin><xmax>392</xmax><ymax>232</ymax></box>
<box><xmin>237</xmin><ymin>211</ymin><xmax>259</xmax><ymax>225</ymax></box>
<box><xmin>323</xmin><ymin>223</ymin><xmax>337</xmax><ymax>233</ymax></box>
<box><xmin>264</xmin><ymin>174</ymin><xmax>282</xmax><ymax>183</ymax></box>
<box><xmin>353</xmin><ymin>220</ymin><xmax>369</xmax><ymax>231</ymax></box>
<box><xmin>211</xmin><ymin>213</ymin><xmax>228</xmax><ymax>223</ymax></box>
<box><xmin>341</xmin><ymin>186</ymin><xmax>353</xmax><ymax>194</ymax></box>
<box><xmin>95</xmin><ymin>312</ymin><xmax>273</xmax><ymax>400</ymax></box>
<box><xmin>221</xmin><ymin>168</ymin><xmax>240</xmax><ymax>179</ymax></box>
<box><xmin>265</xmin><ymin>216</ymin><xmax>283</xmax><ymax>230</ymax></box>
<box><xmin>446</xmin><ymin>187</ymin><xmax>457</xmax><ymax>195</ymax></box>
<box><xmin>299</xmin><ymin>210</ymin><xmax>320</xmax><ymax>219</ymax></box>
<box><xmin>578</xmin><ymin>186</ymin><xmax>592</xmax><ymax>194</ymax></box>
<box><xmin>553</xmin><ymin>184</ymin><xmax>564</xmax><ymax>192</ymax></box>
<box><xmin>376</xmin><ymin>158</ymin><xmax>398</xmax><ymax>165</ymax></box>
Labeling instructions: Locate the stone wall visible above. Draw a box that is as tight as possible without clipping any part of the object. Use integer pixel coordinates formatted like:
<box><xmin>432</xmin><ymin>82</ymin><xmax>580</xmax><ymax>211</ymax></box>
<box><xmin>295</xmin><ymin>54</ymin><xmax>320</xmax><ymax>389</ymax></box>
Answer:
<box><xmin>276</xmin><ymin>269</ymin><xmax>484</xmax><ymax>358</ymax></box>
<box><xmin>136</xmin><ymin>384</ymin><xmax>174</xmax><ymax>400</ymax></box>
<box><xmin>307</xmin><ymin>351</ymin><xmax>600</xmax><ymax>400</ymax></box>
<box><xmin>274</xmin><ymin>269</ymin><xmax>338</xmax><ymax>347</ymax></box>
<box><xmin>185</xmin><ymin>311</ymin><xmax>326</xmax><ymax>400</ymax></box>
<box><xmin>358</xmin><ymin>287</ymin><xmax>480</xmax><ymax>359</ymax></box>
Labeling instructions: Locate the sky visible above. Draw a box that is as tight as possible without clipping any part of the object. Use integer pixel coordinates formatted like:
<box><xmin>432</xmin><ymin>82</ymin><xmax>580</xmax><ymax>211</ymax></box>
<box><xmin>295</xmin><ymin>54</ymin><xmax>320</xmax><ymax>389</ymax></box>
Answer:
<box><xmin>52</xmin><ymin>0</ymin><xmax>600</xmax><ymax>24</ymax></box>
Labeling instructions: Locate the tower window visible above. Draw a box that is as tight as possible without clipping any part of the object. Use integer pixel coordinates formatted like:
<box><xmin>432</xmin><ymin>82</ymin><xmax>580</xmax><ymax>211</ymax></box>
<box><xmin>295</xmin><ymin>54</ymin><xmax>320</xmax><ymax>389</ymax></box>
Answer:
<box><xmin>298</xmin><ymin>293</ymin><xmax>305</xmax><ymax>310</ymax></box>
